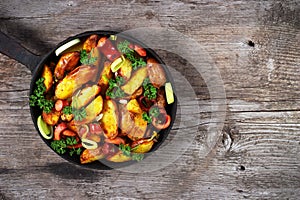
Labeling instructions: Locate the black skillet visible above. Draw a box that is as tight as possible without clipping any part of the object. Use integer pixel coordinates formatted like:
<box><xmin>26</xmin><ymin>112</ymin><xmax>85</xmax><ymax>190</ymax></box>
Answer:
<box><xmin>0</xmin><ymin>30</ymin><xmax>177</xmax><ymax>170</ymax></box>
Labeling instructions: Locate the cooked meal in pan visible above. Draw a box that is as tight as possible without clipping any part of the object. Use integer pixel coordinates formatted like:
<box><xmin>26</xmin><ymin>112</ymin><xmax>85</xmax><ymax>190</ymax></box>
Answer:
<box><xmin>30</xmin><ymin>34</ymin><xmax>174</xmax><ymax>164</ymax></box>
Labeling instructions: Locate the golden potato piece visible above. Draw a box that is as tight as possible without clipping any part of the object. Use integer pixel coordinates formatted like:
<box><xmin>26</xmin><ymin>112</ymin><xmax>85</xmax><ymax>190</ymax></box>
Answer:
<box><xmin>42</xmin><ymin>110</ymin><xmax>60</xmax><ymax>126</ymax></box>
<box><xmin>77</xmin><ymin>95</ymin><xmax>103</xmax><ymax>124</ymax></box>
<box><xmin>101</xmin><ymin>100</ymin><xmax>119</xmax><ymax>139</ymax></box>
<box><xmin>80</xmin><ymin>147</ymin><xmax>105</xmax><ymax>164</ymax></box>
<box><xmin>127</xmin><ymin>113</ymin><xmax>147</xmax><ymax>141</ymax></box>
<box><xmin>41</xmin><ymin>64</ymin><xmax>53</xmax><ymax>93</ymax></box>
<box><xmin>130</xmin><ymin>87</ymin><xmax>143</xmax><ymax>100</ymax></box>
<box><xmin>132</xmin><ymin>140</ymin><xmax>154</xmax><ymax>154</ymax></box>
<box><xmin>55</xmin><ymin>65</ymin><xmax>98</xmax><ymax>99</ymax></box>
<box><xmin>119</xmin><ymin>105</ymin><xmax>135</xmax><ymax>135</ymax></box>
<box><xmin>106</xmin><ymin>151</ymin><xmax>131</xmax><ymax>162</ymax></box>
<box><xmin>147</xmin><ymin>58</ymin><xmax>166</xmax><ymax>88</ymax></box>
<box><xmin>118</xmin><ymin>58</ymin><xmax>132</xmax><ymax>80</ymax></box>
<box><xmin>98</xmin><ymin>61</ymin><xmax>112</xmax><ymax>95</ymax></box>
<box><xmin>121</xmin><ymin>67</ymin><xmax>147</xmax><ymax>95</ymax></box>
<box><xmin>126</xmin><ymin>99</ymin><xmax>142</xmax><ymax>114</ymax></box>
<box><xmin>83</xmin><ymin>34</ymin><xmax>99</xmax><ymax>53</ymax></box>
<box><xmin>54</xmin><ymin>52</ymin><xmax>80</xmax><ymax>80</ymax></box>
<box><xmin>72</xmin><ymin>85</ymin><xmax>101</xmax><ymax>109</ymax></box>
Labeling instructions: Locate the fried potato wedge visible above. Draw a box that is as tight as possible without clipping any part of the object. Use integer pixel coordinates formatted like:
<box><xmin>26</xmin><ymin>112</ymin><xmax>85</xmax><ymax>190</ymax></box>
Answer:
<box><xmin>126</xmin><ymin>99</ymin><xmax>142</xmax><ymax>114</ymax></box>
<box><xmin>132</xmin><ymin>140</ymin><xmax>154</xmax><ymax>154</ymax></box>
<box><xmin>101</xmin><ymin>100</ymin><xmax>119</xmax><ymax>139</ymax></box>
<box><xmin>127</xmin><ymin>113</ymin><xmax>147</xmax><ymax>141</ymax></box>
<box><xmin>98</xmin><ymin>61</ymin><xmax>112</xmax><ymax>94</ymax></box>
<box><xmin>55</xmin><ymin>65</ymin><xmax>97</xmax><ymax>99</ymax></box>
<box><xmin>118</xmin><ymin>58</ymin><xmax>132</xmax><ymax>80</ymax></box>
<box><xmin>147</xmin><ymin>58</ymin><xmax>166</xmax><ymax>88</ymax></box>
<box><xmin>42</xmin><ymin>110</ymin><xmax>60</xmax><ymax>126</ymax></box>
<box><xmin>80</xmin><ymin>147</ymin><xmax>105</xmax><ymax>164</ymax></box>
<box><xmin>54</xmin><ymin>52</ymin><xmax>80</xmax><ymax>80</ymax></box>
<box><xmin>42</xmin><ymin>64</ymin><xmax>53</xmax><ymax>93</ymax></box>
<box><xmin>106</xmin><ymin>150</ymin><xmax>131</xmax><ymax>162</ymax></box>
<box><xmin>121</xmin><ymin>67</ymin><xmax>147</xmax><ymax>95</ymax></box>
<box><xmin>130</xmin><ymin>86</ymin><xmax>143</xmax><ymax>100</ymax></box>
<box><xmin>119</xmin><ymin>105</ymin><xmax>135</xmax><ymax>135</ymax></box>
<box><xmin>83</xmin><ymin>34</ymin><xmax>99</xmax><ymax>53</ymax></box>
<box><xmin>77</xmin><ymin>95</ymin><xmax>103</xmax><ymax>124</ymax></box>
<box><xmin>73</xmin><ymin>85</ymin><xmax>101</xmax><ymax>109</ymax></box>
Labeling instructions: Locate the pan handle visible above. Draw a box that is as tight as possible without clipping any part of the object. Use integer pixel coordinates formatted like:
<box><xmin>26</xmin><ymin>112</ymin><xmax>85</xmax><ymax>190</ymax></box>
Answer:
<box><xmin>0</xmin><ymin>31</ymin><xmax>42</xmax><ymax>73</ymax></box>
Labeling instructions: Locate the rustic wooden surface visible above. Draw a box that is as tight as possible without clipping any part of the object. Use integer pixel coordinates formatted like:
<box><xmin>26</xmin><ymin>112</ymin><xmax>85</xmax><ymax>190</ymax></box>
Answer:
<box><xmin>0</xmin><ymin>0</ymin><xmax>299</xmax><ymax>199</ymax></box>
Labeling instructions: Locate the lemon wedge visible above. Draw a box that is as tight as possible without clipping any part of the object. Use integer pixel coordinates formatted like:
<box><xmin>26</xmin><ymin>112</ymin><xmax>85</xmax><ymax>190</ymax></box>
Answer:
<box><xmin>110</xmin><ymin>56</ymin><xmax>124</xmax><ymax>72</ymax></box>
<box><xmin>165</xmin><ymin>82</ymin><xmax>174</xmax><ymax>104</ymax></box>
<box><xmin>55</xmin><ymin>38</ymin><xmax>81</xmax><ymax>56</ymax></box>
<box><xmin>37</xmin><ymin>115</ymin><xmax>53</xmax><ymax>139</ymax></box>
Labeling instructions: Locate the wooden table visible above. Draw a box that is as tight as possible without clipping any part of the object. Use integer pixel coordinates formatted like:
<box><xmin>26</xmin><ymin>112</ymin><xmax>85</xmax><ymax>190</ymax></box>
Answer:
<box><xmin>0</xmin><ymin>0</ymin><xmax>299</xmax><ymax>199</ymax></box>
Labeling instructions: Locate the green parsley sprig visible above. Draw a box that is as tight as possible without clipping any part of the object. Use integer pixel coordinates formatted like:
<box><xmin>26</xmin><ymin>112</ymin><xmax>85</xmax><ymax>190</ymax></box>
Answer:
<box><xmin>142</xmin><ymin>78</ymin><xmax>157</xmax><ymax>100</ymax></box>
<box><xmin>80</xmin><ymin>49</ymin><xmax>97</xmax><ymax>65</ymax></box>
<box><xmin>29</xmin><ymin>77</ymin><xmax>54</xmax><ymax>113</ymax></box>
<box><xmin>142</xmin><ymin>107</ymin><xmax>160</xmax><ymax>123</ymax></box>
<box><xmin>119</xmin><ymin>143</ymin><xmax>144</xmax><ymax>161</ymax></box>
<box><xmin>117</xmin><ymin>40</ymin><xmax>146</xmax><ymax>70</ymax></box>
<box><xmin>106</xmin><ymin>76</ymin><xmax>125</xmax><ymax>99</ymax></box>
<box><xmin>73</xmin><ymin>107</ymin><xmax>87</xmax><ymax>121</ymax></box>
<box><xmin>50</xmin><ymin>136</ymin><xmax>82</xmax><ymax>156</ymax></box>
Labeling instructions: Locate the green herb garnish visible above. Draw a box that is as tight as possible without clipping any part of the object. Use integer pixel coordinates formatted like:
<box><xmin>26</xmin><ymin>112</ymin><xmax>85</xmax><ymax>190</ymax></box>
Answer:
<box><xmin>119</xmin><ymin>143</ymin><xmax>144</xmax><ymax>161</ymax></box>
<box><xmin>142</xmin><ymin>112</ymin><xmax>152</xmax><ymax>123</ymax></box>
<box><xmin>51</xmin><ymin>137</ymin><xmax>81</xmax><ymax>156</ymax></box>
<box><xmin>73</xmin><ymin>107</ymin><xmax>87</xmax><ymax>121</ymax></box>
<box><xmin>80</xmin><ymin>49</ymin><xmax>97</xmax><ymax>65</ymax></box>
<box><xmin>117</xmin><ymin>40</ymin><xmax>146</xmax><ymax>70</ymax></box>
<box><xmin>29</xmin><ymin>77</ymin><xmax>54</xmax><ymax>113</ymax></box>
<box><xmin>149</xmin><ymin>107</ymin><xmax>159</xmax><ymax>118</ymax></box>
<box><xmin>142</xmin><ymin>107</ymin><xmax>160</xmax><ymax>123</ymax></box>
<box><xmin>142</xmin><ymin>78</ymin><xmax>157</xmax><ymax>100</ymax></box>
<box><xmin>50</xmin><ymin>140</ymin><xmax>67</xmax><ymax>154</ymax></box>
<box><xmin>106</xmin><ymin>76</ymin><xmax>125</xmax><ymax>99</ymax></box>
<box><xmin>62</xmin><ymin>106</ymin><xmax>72</xmax><ymax>115</ymax></box>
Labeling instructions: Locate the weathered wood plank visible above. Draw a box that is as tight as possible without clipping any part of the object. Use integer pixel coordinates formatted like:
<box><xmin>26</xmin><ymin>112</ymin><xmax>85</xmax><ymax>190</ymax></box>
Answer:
<box><xmin>0</xmin><ymin>0</ymin><xmax>300</xmax><ymax>199</ymax></box>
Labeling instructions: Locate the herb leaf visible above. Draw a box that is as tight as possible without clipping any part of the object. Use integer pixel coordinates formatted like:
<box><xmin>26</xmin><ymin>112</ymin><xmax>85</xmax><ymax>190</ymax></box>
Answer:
<box><xmin>119</xmin><ymin>144</ymin><xmax>144</xmax><ymax>161</ymax></box>
<box><xmin>117</xmin><ymin>40</ymin><xmax>146</xmax><ymax>70</ymax></box>
<box><xmin>50</xmin><ymin>140</ymin><xmax>67</xmax><ymax>154</ymax></box>
<box><xmin>62</xmin><ymin>106</ymin><xmax>72</xmax><ymax>115</ymax></box>
<box><xmin>73</xmin><ymin>107</ymin><xmax>87</xmax><ymax>121</ymax></box>
<box><xmin>80</xmin><ymin>50</ymin><xmax>97</xmax><ymax>65</ymax></box>
<box><xmin>142</xmin><ymin>107</ymin><xmax>160</xmax><ymax>123</ymax></box>
<box><xmin>142</xmin><ymin>78</ymin><xmax>157</xmax><ymax>100</ymax></box>
<box><xmin>51</xmin><ymin>137</ymin><xmax>81</xmax><ymax>156</ymax></box>
<box><xmin>29</xmin><ymin>77</ymin><xmax>54</xmax><ymax>113</ymax></box>
<box><xmin>142</xmin><ymin>112</ymin><xmax>152</xmax><ymax>123</ymax></box>
<box><xmin>106</xmin><ymin>76</ymin><xmax>125</xmax><ymax>99</ymax></box>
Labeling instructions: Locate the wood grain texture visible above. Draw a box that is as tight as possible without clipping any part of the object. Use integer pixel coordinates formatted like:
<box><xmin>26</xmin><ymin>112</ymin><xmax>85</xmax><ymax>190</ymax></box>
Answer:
<box><xmin>0</xmin><ymin>0</ymin><xmax>300</xmax><ymax>199</ymax></box>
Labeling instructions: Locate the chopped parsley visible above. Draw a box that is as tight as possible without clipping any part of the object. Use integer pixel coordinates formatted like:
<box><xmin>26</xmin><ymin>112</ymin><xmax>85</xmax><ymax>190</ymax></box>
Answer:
<box><xmin>62</xmin><ymin>106</ymin><xmax>72</xmax><ymax>115</ymax></box>
<box><xmin>29</xmin><ymin>77</ymin><xmax>54</xmax><ymax>113</ymax></box>
<box><xmin>73</xmin><ymin>107</ymin><xmax>87</xmax><ymax>121</ymax></box>
<box><xmin>117</xmin><ymin>40</ymin><xmax>146</xmax><ymax>70</ymax></box>
<box><xmin>143</xmin><ymin>78</ymin><xmax>157</xmax><ymax>100</ymax></box>
<box><xmin>106</xmin><ymin>76</ymin><xmax>125</xmax><ymax>99</ymax></box>
<box><xmin>50</xmin><ymin>137</ymin><xmax>81</xmax><ymax>156</ymax></box>
<box><xmin>119</xmin><ymin>143</ymin><xmax>144</xmax><ymax>161</ymax></box>
<box><xmin>80</xmin><ymin>49</ymin><xmax>97</xmax><ymax>65</ymax></box>
<box><xmin>142</xmin><ymin>107</ymin><xmax>160</xmax><ymax>123</ymax></box>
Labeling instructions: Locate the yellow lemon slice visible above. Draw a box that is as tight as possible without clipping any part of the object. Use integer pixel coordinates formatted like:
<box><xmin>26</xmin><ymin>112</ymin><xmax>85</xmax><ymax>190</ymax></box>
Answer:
<box><xmin>37</xmin><ymin>115</ymin><xmax>53</xmax><ymax>140</ymax></box>
<box><xmin>165</xmin><ymin>82</ymin><xmax>174</xmax><ymax>104</ymax></box>
<box><xmin>110</xmin><ymin>56</ymin><xmax>124</xmax><ymax>72</ymax></box>
<box><xmin>55</xmin><ymin>38</ymin><xmax>81</xmax><ymax>56</ymax></box>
